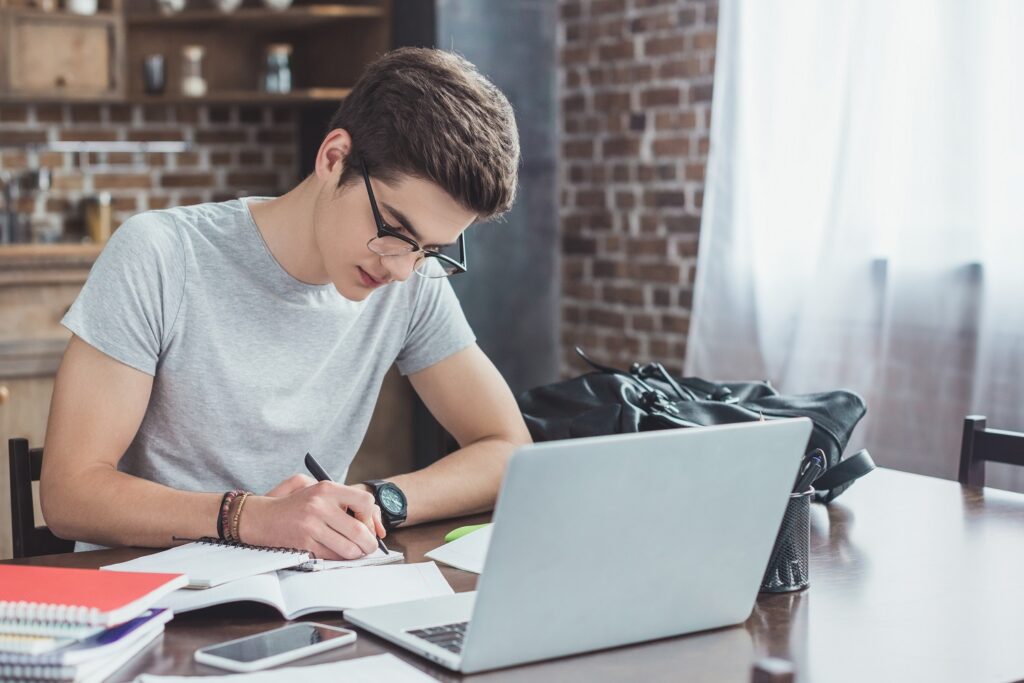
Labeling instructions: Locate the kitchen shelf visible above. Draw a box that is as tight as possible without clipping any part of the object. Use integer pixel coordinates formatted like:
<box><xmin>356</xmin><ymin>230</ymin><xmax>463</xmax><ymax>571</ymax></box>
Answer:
<box><xmin>136</xmin><ymin>87</ymin><xmax>352</xmax><ymax>104</ymax></box>
<box><xmin>126</xmin><ymin>4</ymin><xmax>383</xmax><ymax>28</ymax></box>
<box><xmin>0</xmin><ymin>7</ymin><xmax>120</xmax><ymax>23</ymax></box>
<box><xmin>0</xmin><ymin>243</ymin><xmax>103</xmax><ymax>276</ymax></box>
<box><xmin>0</xmin><ymin>87</ymin><xmax>350</xmax><ymax>105</ymax></box>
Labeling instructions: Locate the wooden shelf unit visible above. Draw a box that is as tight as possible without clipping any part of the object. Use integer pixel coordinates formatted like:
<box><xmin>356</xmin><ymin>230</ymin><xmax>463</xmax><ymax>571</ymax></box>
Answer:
<box><xmin>0</xmin><ymin>6</ymin><xmax>120</xmax><ymax>22</ymax></box>
<box><xmin>141</xmin><ymin>87</ymin><xmax>353</xmax><ymax>104</ymax></box>
<box><xmin>0</xmin><ymin>87</ymin><xmax>351</xmax><ymax>105</ymax></box>
<box><xmin>125</xmin><ymin>4</ymin><xmax>383</xmax><ymax>26</ymax></box>
<box><xmin>0</xmin><ymin>1</ymin><xmax>390</xmax><ymax>105</ymax></box>
<box><xmin>122</xmin><ymin>0</ymin><xmax>391</xmax><ymax>103</ymax></box>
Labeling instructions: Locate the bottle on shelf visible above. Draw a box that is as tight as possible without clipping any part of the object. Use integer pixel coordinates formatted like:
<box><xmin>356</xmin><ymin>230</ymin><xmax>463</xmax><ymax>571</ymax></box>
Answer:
<box><xmin>65</xmin><ymin>0</ymin><xmax>99</xmax><ymax>15</ymax></box>
<box><xmin>143</xmin><ymin>54</ymin><xmax>166</xmax><ymax>95</ymax></box>
<box><xmin>264</xmin><ymin>43</ymin><xmax>293</xmax><ymax>94</ymax></box>
<box><xmin>157</xmin><ymin>0</ymin><xmax>185</xmax><ymax>15</ymax></box>
<box><xmin>181</xmin><ymin>45</ymin><xmax>207</xmax><ymax>97</ymax></box>
<box><xmin>84</xmin><ymin>192</ymin><xmax>113</xmax><ymax>244</ymax></box>
<box><xmin>213</xmin><ymin>0</ymin><xmax>243</xmax><ymax>13</ymax></box>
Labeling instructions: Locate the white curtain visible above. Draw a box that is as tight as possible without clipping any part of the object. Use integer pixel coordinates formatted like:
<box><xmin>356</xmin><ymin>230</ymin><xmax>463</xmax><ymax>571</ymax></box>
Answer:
<box><xmin>688</xmin><ymin>0</ymin><xmax>1024</xmax><ymax>491</ymax></box>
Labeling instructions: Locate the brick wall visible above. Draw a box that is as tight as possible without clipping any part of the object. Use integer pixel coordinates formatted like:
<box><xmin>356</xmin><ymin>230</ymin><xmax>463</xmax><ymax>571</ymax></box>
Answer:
<box><xmin>0</xmin><ymin>103</ymin><xmax>299</xmax><ymax>237</ymax></box>
<box><xmin>558</xmin><ymin>0</ymin><xmax>718</xmax><ymax>376</ymax></box>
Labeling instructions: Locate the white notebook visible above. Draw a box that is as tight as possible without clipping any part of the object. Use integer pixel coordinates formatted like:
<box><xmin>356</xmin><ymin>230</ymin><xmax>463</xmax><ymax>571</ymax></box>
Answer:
<box><xmin>155</xmin><ymin>562</ymin><xmax>453</xmax><ymax>618</ymax></box>
<box><xmin>311</xmin><ymin>548</ymin><xmax>404</xmax><ymax>571</ymax></box>
<box><xmin>425</xmin><ymin>524</ymin><xmax>492</xmax><ymax>574</ymax></box>
<box><xmin>102</xmin><ymin>539</ymin><xmax>402</xmax><ymax>589</ymax></box>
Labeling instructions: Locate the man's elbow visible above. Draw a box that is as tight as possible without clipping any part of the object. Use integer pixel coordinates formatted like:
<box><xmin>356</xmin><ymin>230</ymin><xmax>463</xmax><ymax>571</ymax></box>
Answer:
<box><xmin>509</xmin><ymin>418</ymin><xmax>533</xmax><ymax>448</ymax></box>
<box><xmin>39</xmin><ymin>471</ymin><xmax>78</xmax><ymax>541</ymax></box>
<box><xmin>495</xmin><ymin>423</ymin><xmax>533</xmax><ymax>455</ymax></box>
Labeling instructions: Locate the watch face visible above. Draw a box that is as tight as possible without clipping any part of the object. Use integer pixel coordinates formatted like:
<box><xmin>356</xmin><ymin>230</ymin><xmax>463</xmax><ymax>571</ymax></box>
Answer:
<box><xmin>379</xmin><ymin>486</ymin><xmax>405</xmax><ymax>514</ymax></box>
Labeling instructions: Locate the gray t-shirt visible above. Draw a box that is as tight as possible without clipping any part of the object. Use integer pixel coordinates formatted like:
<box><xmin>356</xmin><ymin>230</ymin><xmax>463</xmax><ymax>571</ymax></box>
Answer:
<box><xmin>63</xmin><ymin>198</ymin><xmax>474</xmax><ymax>548</ymax></box>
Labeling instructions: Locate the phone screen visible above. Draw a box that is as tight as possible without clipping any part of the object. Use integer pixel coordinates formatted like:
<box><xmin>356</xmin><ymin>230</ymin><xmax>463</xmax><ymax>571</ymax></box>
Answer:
<box><xmin>201</xmin><ymin>624</ymin><xmax>351</xmax><ymax>663</ymax></box>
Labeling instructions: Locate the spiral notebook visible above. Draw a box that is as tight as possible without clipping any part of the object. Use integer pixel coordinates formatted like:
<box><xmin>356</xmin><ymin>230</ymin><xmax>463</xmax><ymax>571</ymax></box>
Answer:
<box><xmin>0</xmin><ymin>611</ymin><xmax>168</xmax><ymax>683</ymax></box>
<box><xmin>0</xmin><ymin>565</ymin><xmax>186</xmax><ymax>637</ymax></box>
<box><xmin>101</xmin><ymin>538</ymin><xmax>402</xmax><ymax>589</ymax></box>
<box><xmin>100</xmin><ymin>539</ymin><xmax>313</xmax><ymax>589</ymax></box>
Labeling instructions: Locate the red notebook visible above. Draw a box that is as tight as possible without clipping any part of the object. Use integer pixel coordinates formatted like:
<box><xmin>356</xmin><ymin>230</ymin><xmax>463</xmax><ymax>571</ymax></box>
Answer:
<box><xmin>0</xmin><ymin>565</ymin><xmax>187</xmax><ymax>628</ymax></box>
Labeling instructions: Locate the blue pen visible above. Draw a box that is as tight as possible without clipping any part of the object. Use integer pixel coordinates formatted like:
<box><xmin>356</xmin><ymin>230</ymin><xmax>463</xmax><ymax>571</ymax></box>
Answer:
<box><xmin>792</xmin><ymin>449</ymin><xmax>826</xmax><ymax>493</ymax></box>
<box><xmin>304</xmin><ymin>452</ymin><xmax>389</xmax><ymax>555</ymax></box>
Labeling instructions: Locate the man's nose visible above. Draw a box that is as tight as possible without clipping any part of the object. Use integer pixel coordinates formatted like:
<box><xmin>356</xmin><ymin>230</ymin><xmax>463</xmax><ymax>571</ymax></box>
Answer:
<box><xmin>380</xmin><ymin>252</ymin><xmax>420</xmax><ymax>282</ymax></box>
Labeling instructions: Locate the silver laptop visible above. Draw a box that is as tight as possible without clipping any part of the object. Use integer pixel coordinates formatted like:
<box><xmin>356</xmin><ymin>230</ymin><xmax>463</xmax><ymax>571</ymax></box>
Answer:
<box><xmin>346</xmin><ymin>419</ymin><xmax>812</xmax><ymax>674</ymax></box>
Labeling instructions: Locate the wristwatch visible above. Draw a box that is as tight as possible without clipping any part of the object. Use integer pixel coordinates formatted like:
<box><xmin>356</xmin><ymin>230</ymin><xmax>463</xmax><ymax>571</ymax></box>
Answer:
<box><xmin>363</xmin><ymin>479</ymin><xmax>408</xmax><ymax>530</ymax></box>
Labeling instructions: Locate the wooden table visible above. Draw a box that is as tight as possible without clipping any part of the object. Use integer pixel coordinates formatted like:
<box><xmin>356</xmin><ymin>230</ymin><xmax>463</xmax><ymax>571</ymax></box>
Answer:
<box><xmin>6</xmin><ymin>468</ymin><xmax>1024</xmax><ymax>682</ymax></box>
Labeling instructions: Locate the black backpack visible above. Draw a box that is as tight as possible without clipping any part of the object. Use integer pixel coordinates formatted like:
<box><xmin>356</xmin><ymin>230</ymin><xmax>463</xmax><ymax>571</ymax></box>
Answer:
<box><xmin>516</xmin><ymin>348</ymin><xmax>875</xmax><ymax>503</ymax></box>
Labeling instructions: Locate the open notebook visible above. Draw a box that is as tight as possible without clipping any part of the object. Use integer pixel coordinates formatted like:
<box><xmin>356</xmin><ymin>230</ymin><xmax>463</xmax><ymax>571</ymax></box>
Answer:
<box><xmin>155</xmin><ymin>562</ymin><xmax>453</xmax><ymax>618</ymax></box>
<box><xmin>101</xmin><ymin>539</ymin><xmax>403</xmax><ymax>589</ymax></box>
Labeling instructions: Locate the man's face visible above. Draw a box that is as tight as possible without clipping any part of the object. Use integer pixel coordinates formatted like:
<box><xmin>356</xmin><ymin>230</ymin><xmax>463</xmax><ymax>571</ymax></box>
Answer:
<box><xmin>313</xmin><ymin>164</ymin><xmax>476</xmax><ymax>301</ymax></box>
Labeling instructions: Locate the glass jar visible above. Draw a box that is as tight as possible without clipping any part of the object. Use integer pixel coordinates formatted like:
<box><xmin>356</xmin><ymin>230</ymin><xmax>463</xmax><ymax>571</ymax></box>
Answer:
<box><xmin>264</xmin><ymin>44</ymin><xmax>292</xmax><ymax>94</ymax></box>
<box><xmin>84</xmin><ymin>192</ymin><xmax>113</xmax><ymax>244</ymax></box>
<box><xmin>143</xmin><ymin>54</ymin><xmax>166</xmax><ymax>95</ymax></box>
<box><xmin>181</xmin><ymin>45</ymin><xmax>207</xmax><ymax>97</ymax></box>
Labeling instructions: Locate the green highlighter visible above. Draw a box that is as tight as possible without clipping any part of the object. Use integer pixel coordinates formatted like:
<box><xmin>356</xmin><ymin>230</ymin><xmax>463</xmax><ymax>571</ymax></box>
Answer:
<box><xmin>444</xmin><ymin>523</ymin><xmax>490</xmax><ymax>543</ymax></box>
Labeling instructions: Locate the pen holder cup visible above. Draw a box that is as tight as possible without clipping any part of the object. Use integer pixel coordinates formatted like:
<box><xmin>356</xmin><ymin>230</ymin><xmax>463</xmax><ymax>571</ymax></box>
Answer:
<box><xmin>759</xmin><ymin>488</ymin><xmax>812</xmax><ymax>593</ymax></box>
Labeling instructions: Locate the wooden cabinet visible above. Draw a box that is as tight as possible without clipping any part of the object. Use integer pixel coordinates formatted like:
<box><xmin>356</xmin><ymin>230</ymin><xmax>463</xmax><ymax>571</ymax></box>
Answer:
<box><xmin>0</xmin><ymin>245</ymin><xmax>96</xmax><ymax>559</ymax></box>
<box><xmin>0</xmin><ymin>1</ymin><xmax>125</xmax><ymax>99</ymax></box>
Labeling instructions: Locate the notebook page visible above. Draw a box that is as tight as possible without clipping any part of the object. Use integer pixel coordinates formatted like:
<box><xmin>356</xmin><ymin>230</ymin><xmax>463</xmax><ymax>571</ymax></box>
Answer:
<box><xmin>425</xmin><ymin>524</ymin><xmax>492</xmax><ymax>574</ymax></box>
<box><xmin>0</xmin><ymin>633</ymin><xmax>74</xmax><ymax>656</ymax></box>
<box><xmin>154</xmin><ymin>573</ymin><xmax>285</xmax><ymax>616</ymax></box>
<box><xmin>278</xmin><ymin>562</ymin><xmax>454</xmax><ymax>618</ymax></box>
<box><xmin>303</xmin><ymin>547</ymin><xmax>405</xmax><ymax>571</ymax></box>
<box><xmin>102</xmin><ymin>542</ymin><xmax>310</xmax><ymax>588</ymax></box>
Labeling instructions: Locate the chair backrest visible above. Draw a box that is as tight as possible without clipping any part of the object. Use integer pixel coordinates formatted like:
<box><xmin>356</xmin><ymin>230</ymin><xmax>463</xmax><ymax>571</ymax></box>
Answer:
<box><xmin>959</xmin><ymin>416</ymin><xmax>1024</xmax><ymax>488</ymax></box>
<box><xmin>752</xmin><ymin>657</ymin><xmax>795</xmax><ymax>683</ymax></box>
<box><xmin>8</xmin><ymin>438</ymin><xmax>75</xmax><ymax>558</ymax></box>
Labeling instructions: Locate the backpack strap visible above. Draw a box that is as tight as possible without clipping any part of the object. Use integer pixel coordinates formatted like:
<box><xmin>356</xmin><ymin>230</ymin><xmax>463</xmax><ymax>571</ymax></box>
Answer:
<box><xmin>812</xmin><ymin>449</ymin><xmax>876</xmax><ymax>504</ymax></box>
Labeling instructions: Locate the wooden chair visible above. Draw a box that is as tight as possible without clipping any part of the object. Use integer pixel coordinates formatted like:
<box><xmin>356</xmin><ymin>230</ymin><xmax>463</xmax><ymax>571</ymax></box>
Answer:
<box><xmin>8</xmin><ymin>438</ymin><xmax>75</xmax><ymax>558</ymax></box>
<box><xmin>751</xmin><ymin>657</ymin><xmax>795</xmax><ymax>683</ymax></box>
<box><xmin>959</xmin><ymin>416</ymin><xmax>1024</xmax><ymax>488</ymax></box>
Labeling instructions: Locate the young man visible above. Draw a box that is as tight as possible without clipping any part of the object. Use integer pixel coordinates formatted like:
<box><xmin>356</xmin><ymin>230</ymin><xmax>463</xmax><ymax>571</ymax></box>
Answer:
<box><xmin>40</xmin><ymin>48</ymin><xmax>532</xmax><ymax>560</ymax></box>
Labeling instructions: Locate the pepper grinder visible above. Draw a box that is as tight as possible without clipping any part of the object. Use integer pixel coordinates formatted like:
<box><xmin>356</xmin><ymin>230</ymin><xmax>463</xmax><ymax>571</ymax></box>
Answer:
<box><xmin>181</xmin><ymin>45</ymin><xmax>207</xmax><ymax>97</ymax></box>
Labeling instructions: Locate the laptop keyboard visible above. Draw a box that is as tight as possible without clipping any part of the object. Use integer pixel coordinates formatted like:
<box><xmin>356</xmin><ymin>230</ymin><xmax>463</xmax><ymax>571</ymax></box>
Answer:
<box><xmin>407</xmin><ymin>621</ymin><xmax>468</xmax><ymax>654</ymax></box>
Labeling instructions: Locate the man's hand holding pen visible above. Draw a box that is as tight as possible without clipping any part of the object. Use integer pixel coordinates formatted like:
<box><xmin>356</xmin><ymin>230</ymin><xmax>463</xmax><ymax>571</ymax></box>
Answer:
<box><xmin>239</xmin><ymin>472</ymin><xmax>386</xmax><ymax>560</ymax></box>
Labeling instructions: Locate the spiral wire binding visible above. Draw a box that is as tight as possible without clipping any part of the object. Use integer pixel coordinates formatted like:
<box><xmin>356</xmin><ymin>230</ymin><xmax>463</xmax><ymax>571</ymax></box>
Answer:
<box><xmin>170</xmin><ymin>536</ymin><xmax>321</xmax><ymax>571</ymax></box>
<box><xmin>0</xmin><ymin>602</ymin><xmax>103</xmax><ymax>627</ymax></box>
<box><xmin>0</xmin><ymin>661</ymin><xmax>76</xmax><ymax>679</ymax></box>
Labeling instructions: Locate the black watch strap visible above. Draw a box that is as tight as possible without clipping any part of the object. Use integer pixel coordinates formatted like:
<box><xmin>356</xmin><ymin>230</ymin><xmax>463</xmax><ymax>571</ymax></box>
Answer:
<box><xmin>364</xmin><ymin>479</ymin><xmax>407</xmax><ymax>530</ymax></box>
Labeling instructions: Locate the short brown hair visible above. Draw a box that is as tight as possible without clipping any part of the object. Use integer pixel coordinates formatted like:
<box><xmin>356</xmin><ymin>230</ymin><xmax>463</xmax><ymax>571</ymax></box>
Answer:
<box><xmin>328</xmin><ymin>47</ymin><xmax>520</xmax><ymax>220</ymax></box>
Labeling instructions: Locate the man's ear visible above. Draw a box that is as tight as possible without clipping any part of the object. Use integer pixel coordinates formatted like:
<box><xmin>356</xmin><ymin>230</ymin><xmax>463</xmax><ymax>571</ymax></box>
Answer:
<box><xmin>314</xmin><ymin>128</ymin><xmax>353</xmax><ymax>183</ymax></box>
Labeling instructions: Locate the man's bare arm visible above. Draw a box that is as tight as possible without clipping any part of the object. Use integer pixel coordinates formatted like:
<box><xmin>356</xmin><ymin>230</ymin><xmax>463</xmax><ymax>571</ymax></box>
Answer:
<box><xmin>379</xmin><ymin>344</ymin><xmax>532</xmax><ymax>526</ymax></box>
<box><xmin>40</xmin><ymin>335</ymin><xmax>222</xmax><ymax>547</ymax></box>
<box><xmin>41</xmin><ymin>335</ymin><xmax>381</xmax><ymax>558</ymax></box>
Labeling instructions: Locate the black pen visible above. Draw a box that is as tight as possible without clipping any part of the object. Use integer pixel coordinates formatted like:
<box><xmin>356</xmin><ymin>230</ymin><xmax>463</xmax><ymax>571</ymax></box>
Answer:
<box><xmin>792</xmin><ymin>449</ymin><xmax>826</xmax><ymax>493</ymax></box>
<box><xmin>304</xmin><ymin>452</ymin><xmax>389</xmax><ymax>555</ymax></box>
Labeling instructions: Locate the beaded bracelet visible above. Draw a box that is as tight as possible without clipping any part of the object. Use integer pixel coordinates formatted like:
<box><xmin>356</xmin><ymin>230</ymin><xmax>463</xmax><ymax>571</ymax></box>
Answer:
<box><xmin>229</xmin><ymin>492</ymin><xmax>252</xmax><ymax>544</ymax></box>
<box><xmin>219</xmin><ymin>490</ymin><xmax>244</xmax><ymax>540</ymax></box>
<box><xmin>216</xmin><ymin>491</ymin><xmax>231</xmax><ymax>540</ymax></box>
<box><xmin>224</xmin><ymin>492</ymin><xmax>240</xmax><ymax>542</ymax></box>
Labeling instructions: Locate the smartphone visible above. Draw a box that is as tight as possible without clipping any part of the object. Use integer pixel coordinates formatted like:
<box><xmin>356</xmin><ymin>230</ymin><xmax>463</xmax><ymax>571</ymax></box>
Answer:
<box><xmin>194</xmin><ymin>622</ymin><xmax>356</xmax><ymax>672</ymax></box>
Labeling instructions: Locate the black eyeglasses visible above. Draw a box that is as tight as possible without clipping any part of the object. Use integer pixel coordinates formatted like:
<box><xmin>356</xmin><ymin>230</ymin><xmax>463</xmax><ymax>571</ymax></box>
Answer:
<box><xmin>360</xmin><ymin>162</ymin><xmax>468</xmax><ymax>279</ymax></box>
